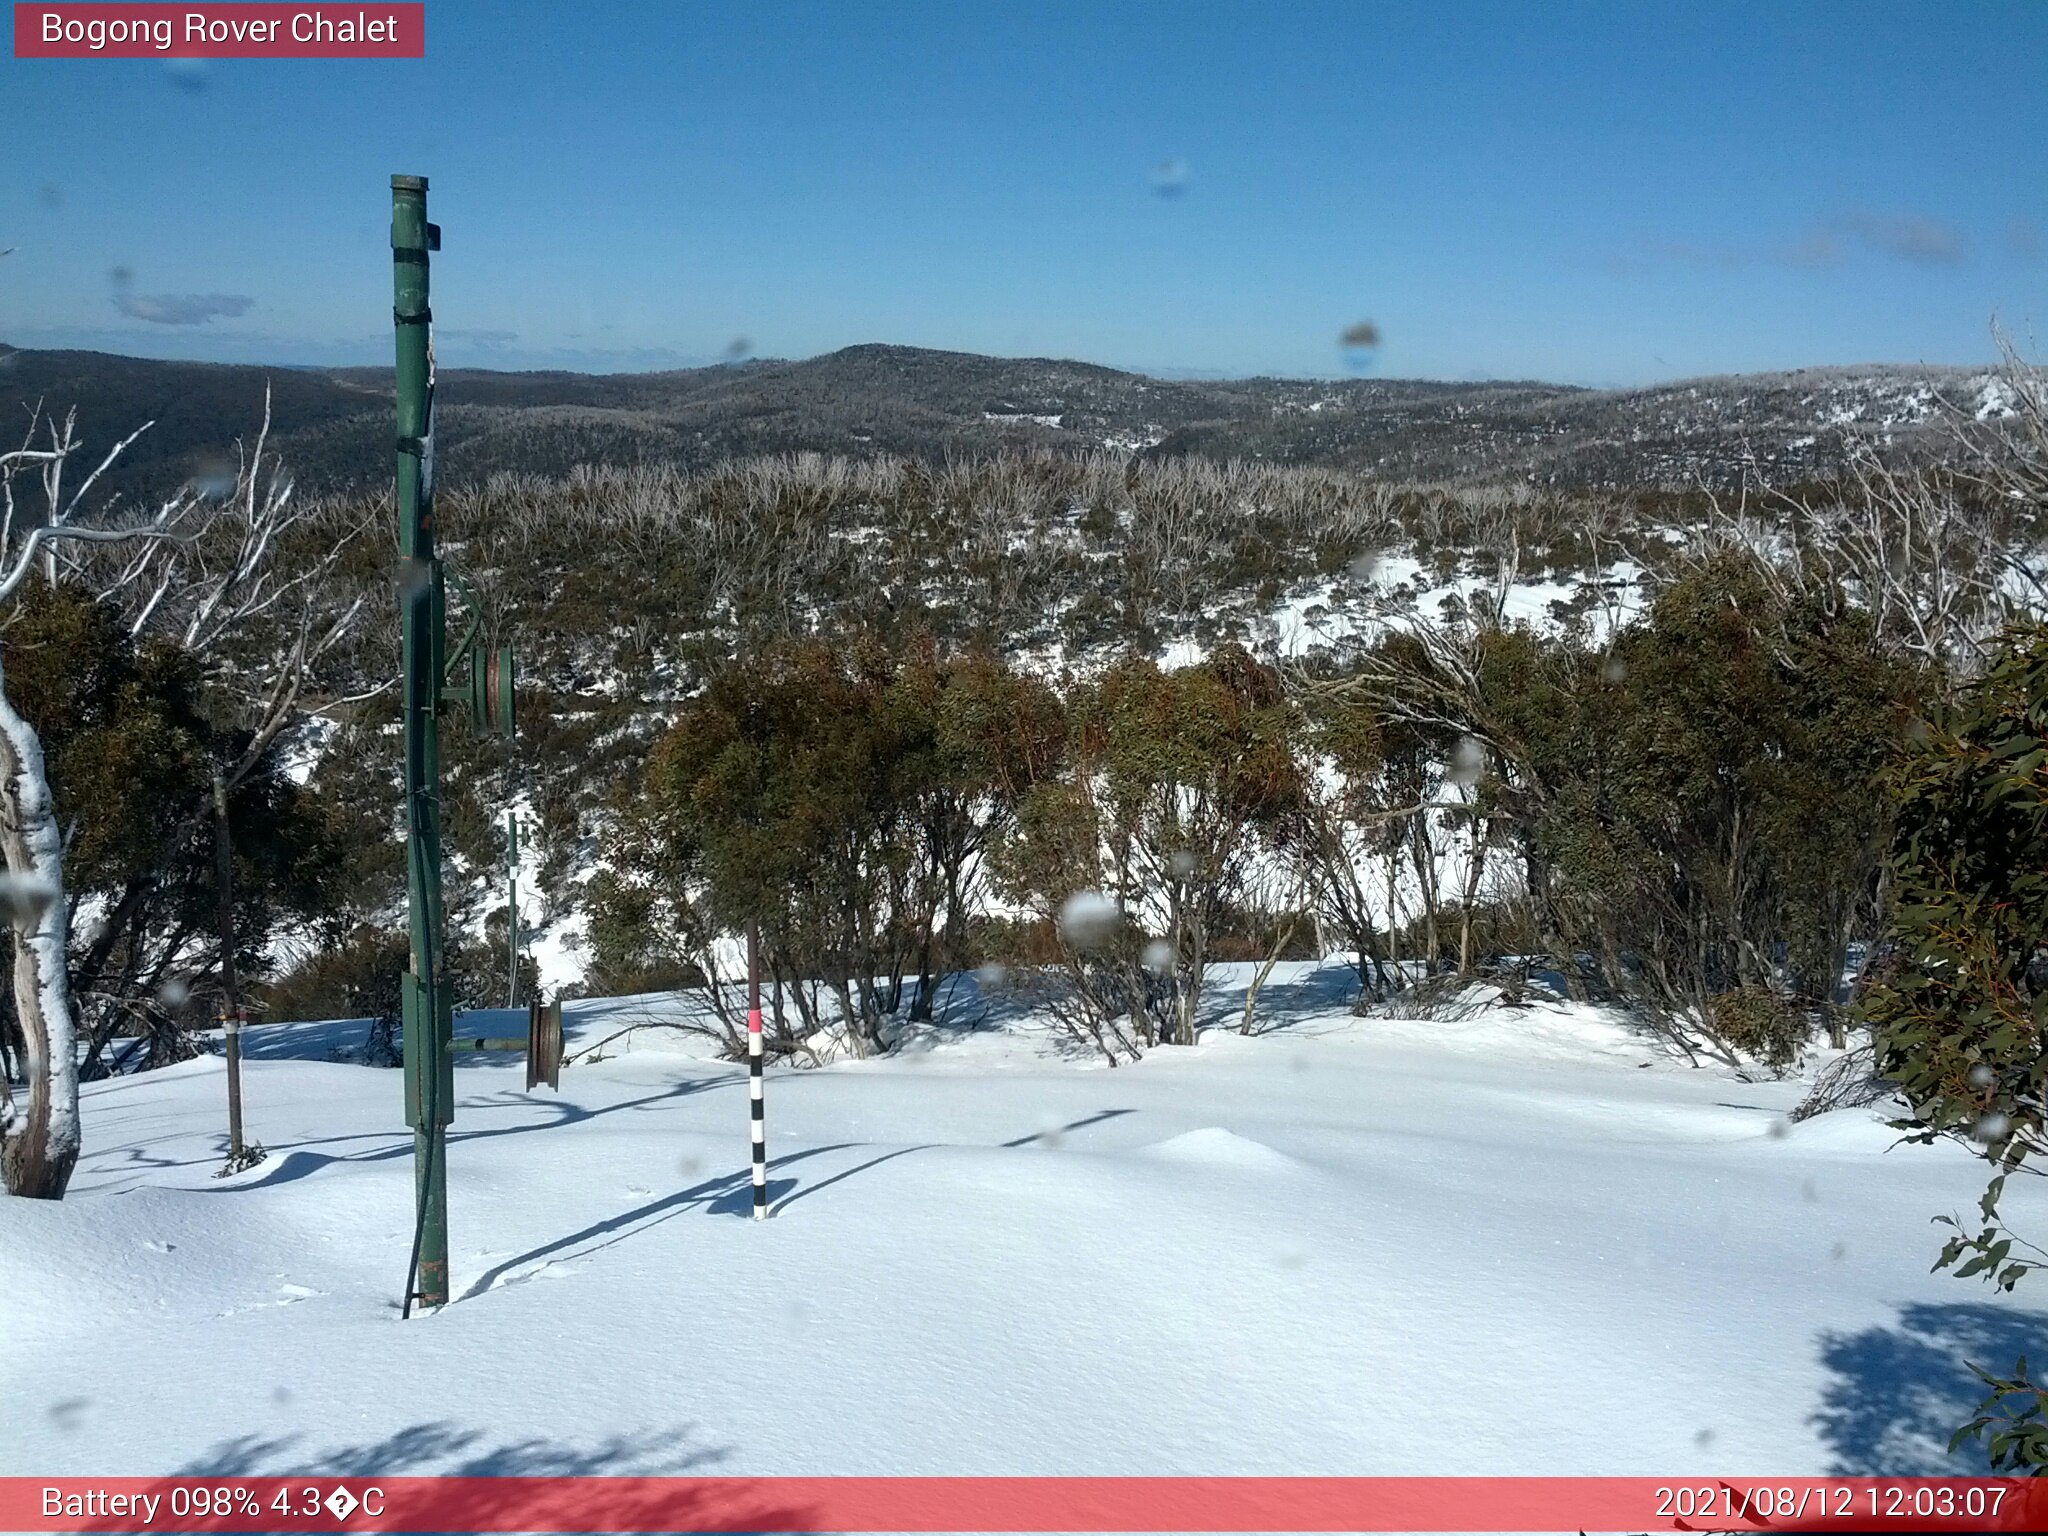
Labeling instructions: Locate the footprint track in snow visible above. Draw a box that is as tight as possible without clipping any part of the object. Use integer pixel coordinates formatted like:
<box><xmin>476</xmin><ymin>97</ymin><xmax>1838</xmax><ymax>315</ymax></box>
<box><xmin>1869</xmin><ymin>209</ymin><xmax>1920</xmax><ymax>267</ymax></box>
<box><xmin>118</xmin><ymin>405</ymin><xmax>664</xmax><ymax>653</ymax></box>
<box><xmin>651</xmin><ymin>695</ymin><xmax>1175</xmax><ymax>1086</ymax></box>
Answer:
<box><xmin>489</xmin><ymin>1256</ymin><xmax>582</xmax><ymax>1290</ymax></box>
<box><xmin>213</xmin><ymin>1282</ymin><xmax>324</xmax><ymax>1319</ymax></box>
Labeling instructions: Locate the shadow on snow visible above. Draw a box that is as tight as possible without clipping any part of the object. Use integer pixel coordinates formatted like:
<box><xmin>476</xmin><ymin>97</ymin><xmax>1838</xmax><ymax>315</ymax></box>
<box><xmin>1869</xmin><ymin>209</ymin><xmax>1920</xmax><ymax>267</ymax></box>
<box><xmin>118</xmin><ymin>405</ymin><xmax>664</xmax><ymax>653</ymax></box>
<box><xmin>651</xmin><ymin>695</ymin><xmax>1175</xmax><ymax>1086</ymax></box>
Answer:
<box><xmin>459</xmin><ymin>1109</ymin><xmax>1138</xmax><ymax>1299</ymax></box>
<box><xmin>1813</xmin><ymin>1301</ymin><xmax>2048</xmax><ymax>1475</ymax></box>
<box><xmin>174</xmin><ymin>1422</ymin><xmax>817</xmax><ymax>1531</ymax></box>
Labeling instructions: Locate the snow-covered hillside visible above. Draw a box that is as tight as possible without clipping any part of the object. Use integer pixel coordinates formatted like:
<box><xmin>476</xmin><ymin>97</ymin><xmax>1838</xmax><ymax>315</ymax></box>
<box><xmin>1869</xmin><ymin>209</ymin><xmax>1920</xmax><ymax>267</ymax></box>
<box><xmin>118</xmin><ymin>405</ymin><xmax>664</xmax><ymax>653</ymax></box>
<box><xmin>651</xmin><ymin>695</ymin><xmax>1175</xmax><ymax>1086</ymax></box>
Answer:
<box><xmin>8</xmin><ymin>342</ymin><xmax>2026</xmax><ymax>501</ymax></box>
<box><xmin>4</xmin><ymin>965</ymin><xmax>2036</xmax><ymax>1481</ymax></box>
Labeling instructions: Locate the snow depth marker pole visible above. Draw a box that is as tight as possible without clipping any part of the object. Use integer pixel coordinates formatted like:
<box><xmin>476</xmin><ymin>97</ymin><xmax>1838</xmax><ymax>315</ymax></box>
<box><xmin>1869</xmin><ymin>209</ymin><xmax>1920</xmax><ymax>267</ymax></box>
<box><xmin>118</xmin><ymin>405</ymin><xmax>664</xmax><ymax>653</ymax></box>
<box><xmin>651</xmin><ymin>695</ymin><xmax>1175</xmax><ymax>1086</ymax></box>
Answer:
<box><xmin>505</xmin><ymin>809</ymin><xmax>520</xmax><ymax>1008</ymax></box>
<box><xmin>748</xmin><ymin>926</ymin><xmax>767</xmax><ymax>1219</ymax></box>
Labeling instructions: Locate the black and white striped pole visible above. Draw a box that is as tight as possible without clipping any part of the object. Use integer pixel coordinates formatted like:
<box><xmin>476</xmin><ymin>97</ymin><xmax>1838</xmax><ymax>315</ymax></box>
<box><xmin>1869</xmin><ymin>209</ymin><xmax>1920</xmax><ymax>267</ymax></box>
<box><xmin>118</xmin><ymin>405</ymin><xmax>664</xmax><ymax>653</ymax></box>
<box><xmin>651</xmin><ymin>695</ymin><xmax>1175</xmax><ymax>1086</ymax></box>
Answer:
<box><xmin>747</xmin><ymin>926</ymin><xmax>768</xmax><ymax>1219</ymax></box>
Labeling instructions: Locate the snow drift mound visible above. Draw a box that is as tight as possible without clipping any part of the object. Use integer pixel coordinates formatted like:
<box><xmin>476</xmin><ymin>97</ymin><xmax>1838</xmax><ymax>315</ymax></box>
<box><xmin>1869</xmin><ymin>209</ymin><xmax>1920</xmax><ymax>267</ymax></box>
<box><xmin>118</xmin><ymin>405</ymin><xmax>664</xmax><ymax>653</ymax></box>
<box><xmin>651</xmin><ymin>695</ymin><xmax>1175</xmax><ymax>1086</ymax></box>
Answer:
<box><xmin>1136</xmin><ymin>1127</ymin><xmax>1307</xmax><ymax>1175</ymax></box>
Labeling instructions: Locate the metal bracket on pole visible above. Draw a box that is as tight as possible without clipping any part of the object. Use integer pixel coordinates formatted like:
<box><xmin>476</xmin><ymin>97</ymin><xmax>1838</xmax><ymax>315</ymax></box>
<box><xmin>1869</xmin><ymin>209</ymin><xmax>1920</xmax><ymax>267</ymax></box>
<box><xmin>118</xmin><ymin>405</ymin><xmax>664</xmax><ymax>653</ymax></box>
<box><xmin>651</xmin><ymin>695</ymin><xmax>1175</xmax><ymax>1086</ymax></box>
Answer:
<box><xmin>450</xmin><ymin>998</ymin><xmax>560</xmax><ymax>1092</ymax></box>
<box><xmin>401</xmin><ymin>971</ymin><xmax>454</xmax><ymax>1129</ymax></box>
<box><xmin>527</xmin><ymin>999</ymin><xmax>563</xmax><ymax>1091</ymax></box>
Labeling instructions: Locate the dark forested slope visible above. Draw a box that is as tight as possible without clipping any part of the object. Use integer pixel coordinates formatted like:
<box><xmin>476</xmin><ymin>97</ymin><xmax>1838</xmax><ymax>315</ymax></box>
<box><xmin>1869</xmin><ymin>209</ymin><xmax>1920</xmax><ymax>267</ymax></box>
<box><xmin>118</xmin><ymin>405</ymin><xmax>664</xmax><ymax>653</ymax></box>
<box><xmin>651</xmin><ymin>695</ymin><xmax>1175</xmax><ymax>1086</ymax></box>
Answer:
<box><xmin>0</xmin><ymin>339</ymin><xmax>2001</xmax><ymax>504</ymax></box>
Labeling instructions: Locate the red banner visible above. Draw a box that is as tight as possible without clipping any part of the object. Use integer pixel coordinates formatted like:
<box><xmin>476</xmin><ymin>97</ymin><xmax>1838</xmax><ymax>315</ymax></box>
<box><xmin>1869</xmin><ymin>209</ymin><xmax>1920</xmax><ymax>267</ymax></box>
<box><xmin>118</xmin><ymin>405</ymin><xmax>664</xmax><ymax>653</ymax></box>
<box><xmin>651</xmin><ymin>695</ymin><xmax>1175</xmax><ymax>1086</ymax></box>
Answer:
<box><xmin>12</xmin><ymin>4</ymin><xmax>423</xmax><ymax>58</ymax></box>
<box><xmin>1</xmin><ymin>1476</ymin><xmax>2043</xmax><ymax>1533</ymax></box>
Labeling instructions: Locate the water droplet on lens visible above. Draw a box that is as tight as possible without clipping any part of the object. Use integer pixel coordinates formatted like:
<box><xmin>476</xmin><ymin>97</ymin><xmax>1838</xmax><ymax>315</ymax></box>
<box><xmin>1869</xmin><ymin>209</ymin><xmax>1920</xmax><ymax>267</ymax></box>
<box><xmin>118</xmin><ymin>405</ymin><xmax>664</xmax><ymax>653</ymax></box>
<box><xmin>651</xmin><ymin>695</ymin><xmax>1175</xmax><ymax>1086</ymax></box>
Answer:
<box><xmin>1057</xmin><ymin>892</ymin><xmax>1121</xmax><ymax>952</ymax></box>
<box><xmin>188</xmin><ymin>452</ymin><xmax>236</xmax><ymax>502</ymax></box>
<box><xmin>0</xmin><ymin>872</ymin><xmax>59</xmax><ymax>925</ymax></box>
<box><xmin>1149</xmin><ymin>158</ymin><xmax>1190</xmax><ymax>197</ymax></box>
<box><xmin>1339</xmin><ymin>320</ymin><xmax>1381</xmax><ymax>373</ymax></box>
<box><xmin>47</xmin><ymin>1398</ymin><xmax>88</xmax><ymax>1431</ymax></box>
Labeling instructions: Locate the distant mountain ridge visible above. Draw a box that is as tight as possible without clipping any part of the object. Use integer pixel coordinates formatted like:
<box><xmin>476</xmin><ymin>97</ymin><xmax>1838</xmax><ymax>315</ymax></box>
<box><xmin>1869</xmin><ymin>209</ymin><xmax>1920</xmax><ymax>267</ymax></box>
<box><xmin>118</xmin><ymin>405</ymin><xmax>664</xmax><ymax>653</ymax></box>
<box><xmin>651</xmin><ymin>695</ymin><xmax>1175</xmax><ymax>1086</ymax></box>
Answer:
<box><xmin>0</xmin><ymin>339</ymin><xmax>2011</xmax><ymax>503</ymax></box>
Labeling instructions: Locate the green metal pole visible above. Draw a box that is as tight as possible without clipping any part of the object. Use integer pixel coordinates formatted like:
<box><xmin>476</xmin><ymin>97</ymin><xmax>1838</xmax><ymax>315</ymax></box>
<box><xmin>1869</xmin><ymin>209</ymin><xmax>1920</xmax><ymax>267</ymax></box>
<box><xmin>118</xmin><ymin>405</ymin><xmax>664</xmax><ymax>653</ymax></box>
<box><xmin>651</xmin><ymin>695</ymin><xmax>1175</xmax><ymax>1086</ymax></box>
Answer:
<box><xmin>393</xmin><ymin>173</ymin><xmax>449</xmax><ymax>1312</ymax></box>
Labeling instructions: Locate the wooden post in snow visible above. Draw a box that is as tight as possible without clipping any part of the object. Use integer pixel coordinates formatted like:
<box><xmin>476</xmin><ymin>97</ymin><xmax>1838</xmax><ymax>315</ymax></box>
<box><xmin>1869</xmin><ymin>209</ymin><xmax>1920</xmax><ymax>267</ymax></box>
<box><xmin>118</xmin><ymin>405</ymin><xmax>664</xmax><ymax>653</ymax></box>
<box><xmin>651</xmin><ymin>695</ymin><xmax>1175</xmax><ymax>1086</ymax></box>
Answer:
<box><xmin>212</xmin><ymin>768</ymin><xmax>259</xmax><ymax>1171</ymax></box>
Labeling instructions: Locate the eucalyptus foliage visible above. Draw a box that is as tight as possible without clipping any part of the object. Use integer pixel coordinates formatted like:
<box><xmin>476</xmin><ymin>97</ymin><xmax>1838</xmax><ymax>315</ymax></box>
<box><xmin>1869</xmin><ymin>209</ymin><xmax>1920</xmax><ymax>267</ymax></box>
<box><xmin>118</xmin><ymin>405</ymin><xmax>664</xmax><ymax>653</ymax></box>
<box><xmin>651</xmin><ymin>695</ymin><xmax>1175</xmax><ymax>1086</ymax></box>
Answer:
<box><xmin>1868</xmin><ymin>624</ymin><xmax>2048</xmax><ymax>1469</ymax></box>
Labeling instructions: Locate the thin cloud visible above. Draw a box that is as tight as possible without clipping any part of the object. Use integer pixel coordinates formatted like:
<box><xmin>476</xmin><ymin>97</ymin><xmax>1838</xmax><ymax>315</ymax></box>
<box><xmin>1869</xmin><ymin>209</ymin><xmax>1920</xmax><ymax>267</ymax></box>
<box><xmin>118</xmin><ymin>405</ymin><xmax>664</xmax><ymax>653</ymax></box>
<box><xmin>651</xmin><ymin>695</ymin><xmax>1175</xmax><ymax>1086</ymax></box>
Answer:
<box><xmin>1613</xmin><ymin>207</ymin><xmax>1967</xmax><ymax>273</ymax></box>
<box><xmin>1832</xmin><ymin>208</ymin><xmax>1963</xmax><ymax>265</ymax></box>
<box><xmin>2007</xmin><ymin>218</ymin><xmax>2042</xmax><ymax>259</ymax></box>
<box><xmin>112</xmin><ymin>292</ymin><xmax>253</xmax><ymax>325</ymax></box>
<box><xmin>440</xmin><ymin>328</ymin><xmax>519</xmax><ymax>346</ymax></box>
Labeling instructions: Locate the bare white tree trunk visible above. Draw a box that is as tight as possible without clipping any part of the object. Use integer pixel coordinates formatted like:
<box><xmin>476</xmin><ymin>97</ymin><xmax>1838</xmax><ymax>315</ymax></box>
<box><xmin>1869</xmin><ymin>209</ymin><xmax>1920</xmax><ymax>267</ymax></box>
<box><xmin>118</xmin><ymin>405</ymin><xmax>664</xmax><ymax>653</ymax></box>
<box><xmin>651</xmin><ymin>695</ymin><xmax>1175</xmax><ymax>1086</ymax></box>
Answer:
<box><xmin>0</xmin><ymin>661</ymin><xmax>78</xmax><ymax>1198</ymax></box>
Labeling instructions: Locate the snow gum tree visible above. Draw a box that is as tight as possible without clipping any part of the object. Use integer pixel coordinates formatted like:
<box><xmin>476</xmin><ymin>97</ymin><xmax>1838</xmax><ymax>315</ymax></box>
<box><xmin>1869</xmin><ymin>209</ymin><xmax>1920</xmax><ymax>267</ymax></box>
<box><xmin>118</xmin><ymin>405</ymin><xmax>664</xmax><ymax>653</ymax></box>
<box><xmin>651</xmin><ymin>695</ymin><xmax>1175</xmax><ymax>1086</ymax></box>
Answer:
<box><xmin>1304</xmin><ymin>546</ymin><xmax>1929</xmax><ymax>1060</ymax></box>
<box><xmin>616</xmin><ymin>634</ymin><xmax>1060</xmax><ymax>1055</ymax></box>
<box><xmin>995</xmin><ymin>646</ymin><xmax>1303</xmax><ymax>1050</ymax></box>
<box><xmin>0</xmin><ymin>401</ymin><xmax>364</xmax><ymax>1198</ymax></box>
<box><xmin>0</xmin><ymin>656</ymin><xmax>74</xmax><ymax>1198</ymax></box>
<box><xmin>1540</xmin><ymin>555</ymin><xmax>1926</xmax><ymax>1050</ymax></box>
<box><xmin>0</xmin><ymin>410</ymin><xmax>176</xmax><ymax>1197</ymax></box>
<box><xmin>2</xmin><ymin>583</ymin><xmax>346</xmax><ymax>1082</ymax></box>
<box><xmin>1867</xmin><ymin>622</ymin><xmax>2048</xmax><ymax>1469</ymax></box>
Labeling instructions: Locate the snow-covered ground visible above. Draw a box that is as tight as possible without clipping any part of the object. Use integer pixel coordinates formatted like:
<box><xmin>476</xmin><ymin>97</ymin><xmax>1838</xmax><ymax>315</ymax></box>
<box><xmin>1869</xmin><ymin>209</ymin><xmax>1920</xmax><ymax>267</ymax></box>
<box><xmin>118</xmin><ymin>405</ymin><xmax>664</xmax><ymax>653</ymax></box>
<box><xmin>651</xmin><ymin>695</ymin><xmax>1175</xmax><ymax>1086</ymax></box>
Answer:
<box><xmin>5</xmin><ymin>964</ymin><xmax>2040</xmax><ymax>1481</ymax></box>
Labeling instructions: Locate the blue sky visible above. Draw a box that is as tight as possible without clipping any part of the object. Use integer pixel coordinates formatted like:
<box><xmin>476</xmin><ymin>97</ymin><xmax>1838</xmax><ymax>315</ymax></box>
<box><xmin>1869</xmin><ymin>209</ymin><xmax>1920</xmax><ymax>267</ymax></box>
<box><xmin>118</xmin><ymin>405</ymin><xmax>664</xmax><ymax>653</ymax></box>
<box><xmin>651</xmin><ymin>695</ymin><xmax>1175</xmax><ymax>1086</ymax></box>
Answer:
<box><xmin>2</xmin><ymin>1</ymin><xmax>2044</xmax><ymax>385</ymax></box>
